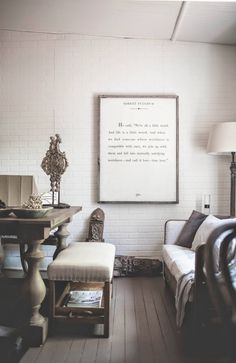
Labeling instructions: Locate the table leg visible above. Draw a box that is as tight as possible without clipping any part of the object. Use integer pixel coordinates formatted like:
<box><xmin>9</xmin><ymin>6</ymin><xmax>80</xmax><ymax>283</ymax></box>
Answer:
<box><xmin>22</xmin><ymin>239</ymin><xmax>48</xmax><ymax>346</ymax></box>
<box><xmin>53</xmin><ymin>222</ymin><xmax>70</xmax><ymax>259</ymax></box>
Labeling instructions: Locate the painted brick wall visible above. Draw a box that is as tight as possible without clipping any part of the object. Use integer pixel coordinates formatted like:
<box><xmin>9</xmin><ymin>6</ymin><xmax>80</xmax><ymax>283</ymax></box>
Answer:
<box><xmin>1</xmin><ymin>31</ymin><xmax>236</xmax><ymax>258</ymax></box>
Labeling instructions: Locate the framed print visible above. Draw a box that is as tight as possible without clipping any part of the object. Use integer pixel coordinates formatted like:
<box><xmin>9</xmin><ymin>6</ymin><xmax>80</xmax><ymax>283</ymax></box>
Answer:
<box><xmin>99</xmin><ymin>95</ymin><xmax>179</xmax><ymax>203</ymax></box>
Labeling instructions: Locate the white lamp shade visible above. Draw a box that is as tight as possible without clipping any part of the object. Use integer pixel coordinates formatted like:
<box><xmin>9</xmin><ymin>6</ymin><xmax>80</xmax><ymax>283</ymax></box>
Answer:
<box><xmin>207</xmin><ymin>122</ymin><xmax>236</xmax><ymax>154</ymax></box>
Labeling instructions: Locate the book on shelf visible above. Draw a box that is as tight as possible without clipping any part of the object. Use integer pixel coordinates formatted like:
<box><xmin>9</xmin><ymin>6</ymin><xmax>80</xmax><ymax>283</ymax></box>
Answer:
<box><xmin>64</xmin><ymin>290</ymin><xmax>103</xmax><ymax>308</ymax></box>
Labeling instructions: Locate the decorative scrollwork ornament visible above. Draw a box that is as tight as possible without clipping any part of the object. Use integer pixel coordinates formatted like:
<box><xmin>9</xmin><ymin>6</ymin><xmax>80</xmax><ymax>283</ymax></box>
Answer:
<box><xmin>41</xmin><ymin>134</ymin><xmax>68</xmax><ymax>206</ymax></box>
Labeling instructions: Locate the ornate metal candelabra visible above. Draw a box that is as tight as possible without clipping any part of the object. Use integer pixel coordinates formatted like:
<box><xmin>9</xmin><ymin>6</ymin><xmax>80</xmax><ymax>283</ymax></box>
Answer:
<box><xmin>41</xmin><ymin>134</ymin><xmax>69</xmax><ymax>207</ymax></box>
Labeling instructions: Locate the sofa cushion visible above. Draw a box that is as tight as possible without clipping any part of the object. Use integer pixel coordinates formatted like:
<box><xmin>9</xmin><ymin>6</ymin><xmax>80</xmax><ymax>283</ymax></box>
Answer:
<box><xmin>191</xmin><ymin>215</ymin><xmax>220</xmax><ymax>251</ymax></box>
<box><xmin>162</xmin><ymin>244</ymin><xmax>195</xmax><ymax>282</ymax></box>
<box><xmin>191</xmin><ymin>214</ymin><xmax>236</xmax><ymax>270</ymax></box>
<box><xmin>175</xmin><ymin>210</ymin><xmax>207</xmax><ymax>248</ymax></box>
<box><xmin>191</xmin><ymin>215</ymin><xmax>236</xmax><ymax>251</ymax></box>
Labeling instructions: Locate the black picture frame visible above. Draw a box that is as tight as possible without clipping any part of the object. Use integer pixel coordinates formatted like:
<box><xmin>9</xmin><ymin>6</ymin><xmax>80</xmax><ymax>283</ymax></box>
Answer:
<box><xmin>99</xmin><ymin>95</ymin><xmax>179</xmax><ymax>203</ymax></box>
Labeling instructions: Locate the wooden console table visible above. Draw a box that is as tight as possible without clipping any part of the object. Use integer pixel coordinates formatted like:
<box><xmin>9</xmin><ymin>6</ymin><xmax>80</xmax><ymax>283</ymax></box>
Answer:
<box><xmin>0</xmin><ymin>206</ymin><xmax>82</xmax><ymax>346</ymax></box>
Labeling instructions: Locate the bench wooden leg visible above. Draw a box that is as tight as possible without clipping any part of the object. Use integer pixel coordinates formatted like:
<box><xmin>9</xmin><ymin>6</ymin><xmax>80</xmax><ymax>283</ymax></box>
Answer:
<box><xmin>103</xmin><ymin>281</ymin><xmax>110</xmax><ymax>338</ymax></box>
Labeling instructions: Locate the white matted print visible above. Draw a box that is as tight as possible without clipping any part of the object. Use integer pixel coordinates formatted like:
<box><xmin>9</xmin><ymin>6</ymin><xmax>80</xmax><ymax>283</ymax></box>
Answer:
<box><xmin>99</xmin><ymin>95</ymin><xmax>179</xmax><ymax>203</ymax></box>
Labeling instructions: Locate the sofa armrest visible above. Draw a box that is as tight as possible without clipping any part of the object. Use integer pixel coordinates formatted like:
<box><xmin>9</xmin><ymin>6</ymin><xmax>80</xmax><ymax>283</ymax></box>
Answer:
<box><xmin>164</xmin><ymin>219</ymin><xmax>187</xmax><ymax>245</ymax></box>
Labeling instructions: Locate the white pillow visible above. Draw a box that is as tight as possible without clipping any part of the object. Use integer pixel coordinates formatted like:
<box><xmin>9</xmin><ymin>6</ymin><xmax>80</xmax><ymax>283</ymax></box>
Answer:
<box><xmin>191</xmin><ymin>214</ymin><xmax>236</xmax><ymax>252</ymax></box>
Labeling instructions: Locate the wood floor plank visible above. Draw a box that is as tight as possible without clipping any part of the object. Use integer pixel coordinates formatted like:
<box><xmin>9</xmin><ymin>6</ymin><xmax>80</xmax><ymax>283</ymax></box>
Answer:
<box><xmin>46</xmin><ymin>335</ymin><xmax>73</xmax><ymax>363</ymax></box>
<box><xmin>34</xmin><ymin>336</ymin><xmax>61</xmax><ymax>363</ymax></box>
<box><xmin>95</xmin><ymin>339</ymin><xmax>111</xmax><ymax>363</ymax></box>
<box><xmin>140</xmin><ymin>277</ymin><xmax>170</xmax><ymax>363</ymax></box>
<box><xmin>110</xmin><ymin>278</ymin><xmax>125</xmax><ymax>363</ymax></box>
<box><xmin>159</xmin><ymin>277</ymin><xmax>179</xmax><ymax>330</ymax></box>
<box><xmin>149</xmin><ymin>277</ymin><xmax>188</xmax><ymax>363</ymax></box>
<box><xmin>65</xmin><ymin>337</ymin><xmax>86</xmax><ymax>363</ymax></box>
<box><xmin>158</xmin><ymin>278</ymin><xmax>192</xmax><ymax>356</ymax></box>
<box><xmin>80</xmin><ymin>338</ymin><xmax>99</xmax><ymax>363</ymax></box>
<box><xmin>133</xmin><ymin>277</ymin><xmax>155</xmax><ymax>363</ymax></box>
<box><xmin>19</xmin><ymin>346</ymin><xmax>42</xmax><ymax>363</ymax></box>
<box><xmin>124</xmin><ymin>278</ymin><xmax>140</xmax><ymax>363</ymax></box>
<box><xmin>95</xmin><ymin>279</ymin><xmax>117</xmax><ymax>363</ymax></box>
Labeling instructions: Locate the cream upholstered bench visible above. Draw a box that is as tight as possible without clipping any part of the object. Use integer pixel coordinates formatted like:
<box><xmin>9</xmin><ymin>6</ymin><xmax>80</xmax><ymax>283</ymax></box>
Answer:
<box><xmin>47</xmin><ymin>242</ymin><xmax>116</xmax><ymax>337</ymax></box>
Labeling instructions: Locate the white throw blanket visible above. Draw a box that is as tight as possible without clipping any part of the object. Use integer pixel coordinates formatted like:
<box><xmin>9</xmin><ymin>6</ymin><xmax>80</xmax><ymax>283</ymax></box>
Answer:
<box><xmin>175</xmin><ymin>270</ymin><xmax>194</xmax><ymax>327</ymax></box>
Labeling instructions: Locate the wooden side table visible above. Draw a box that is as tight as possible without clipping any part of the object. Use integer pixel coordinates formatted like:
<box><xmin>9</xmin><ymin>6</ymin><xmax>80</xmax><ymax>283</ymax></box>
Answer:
<box><xmin>0</xmin><ymin>206</ymin><xmax>82</xmax><ymax>346</ymax></box>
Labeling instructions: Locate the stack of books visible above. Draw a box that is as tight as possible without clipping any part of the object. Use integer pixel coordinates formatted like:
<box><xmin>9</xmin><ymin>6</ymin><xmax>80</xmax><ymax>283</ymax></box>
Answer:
<box><xmin>65</xmin><ymin>290</ymin><xmax>103</xmax><ymax>308</ymax></box>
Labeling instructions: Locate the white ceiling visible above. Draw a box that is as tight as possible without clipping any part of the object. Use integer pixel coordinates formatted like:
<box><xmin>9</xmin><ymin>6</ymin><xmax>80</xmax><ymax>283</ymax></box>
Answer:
<box><xmin>0</xmin><ymin>0</ymin><xmax>236</xmax><ymax>45</ymax></box>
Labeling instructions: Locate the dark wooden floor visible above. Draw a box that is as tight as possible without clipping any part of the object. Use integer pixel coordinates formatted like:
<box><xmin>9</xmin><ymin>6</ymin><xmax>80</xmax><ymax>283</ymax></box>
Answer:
<box><xmin>19</xmin><ymin>277</ymin><xmax>225</xmax><ymax>363</ymax></box>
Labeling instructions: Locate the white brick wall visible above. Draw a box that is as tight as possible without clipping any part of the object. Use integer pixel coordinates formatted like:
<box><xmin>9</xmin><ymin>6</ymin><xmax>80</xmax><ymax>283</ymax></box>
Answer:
<box><xmin>1</xmin><ymin>31</ymin><xmax>236</xmax><ymax>258</ymax></box>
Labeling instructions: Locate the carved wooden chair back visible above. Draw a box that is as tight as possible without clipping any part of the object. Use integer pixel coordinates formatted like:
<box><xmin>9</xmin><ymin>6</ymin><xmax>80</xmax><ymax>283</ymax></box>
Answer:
<box><xmin>205</xmin><ymin>222</ymin><xmax>236</xmax><ymax>361</ymax></box>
